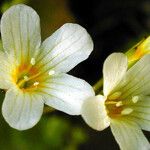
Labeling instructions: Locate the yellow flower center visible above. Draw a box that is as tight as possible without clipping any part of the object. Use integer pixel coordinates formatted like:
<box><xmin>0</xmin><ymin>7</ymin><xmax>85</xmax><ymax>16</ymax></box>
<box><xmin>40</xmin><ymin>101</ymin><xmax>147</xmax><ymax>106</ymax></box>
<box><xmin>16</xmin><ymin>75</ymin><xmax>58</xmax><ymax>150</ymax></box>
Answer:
<box><xmin>10</xmin><ymin>57</ymin><xmax>56</xmax><ymax>92</ymax></box>
<box><xmin>14</xmin><ymin>63</ymin><xmax>41</xmax><ymax>91</ymax></box>
<box><xmin>11</xmin><ymin>58</ymin><xmax>49</xmax><ymax>92</ymax></box>
<box><xmin>105</xmin><ymin>91</ymin><xmax>137</xmax><ymax>118</ymax></box>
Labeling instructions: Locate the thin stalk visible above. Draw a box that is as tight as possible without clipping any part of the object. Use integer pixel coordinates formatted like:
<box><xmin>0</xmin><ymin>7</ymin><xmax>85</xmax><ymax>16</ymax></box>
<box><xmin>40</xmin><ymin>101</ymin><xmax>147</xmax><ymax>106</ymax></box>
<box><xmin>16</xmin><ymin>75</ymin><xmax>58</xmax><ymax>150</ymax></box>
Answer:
<box><xmin>93</xmin><ymin>78</ymin><xmax>103</xmax><ymax>94</ymax></box>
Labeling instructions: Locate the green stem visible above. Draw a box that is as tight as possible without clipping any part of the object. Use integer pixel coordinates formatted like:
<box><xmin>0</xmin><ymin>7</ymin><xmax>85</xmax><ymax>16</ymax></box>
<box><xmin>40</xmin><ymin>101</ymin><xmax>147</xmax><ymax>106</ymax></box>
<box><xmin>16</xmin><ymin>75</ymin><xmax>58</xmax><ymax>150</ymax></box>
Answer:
<box><xmin>93</xmin><ymin>78</ymin><xmax>103</xmax><ymax>94</ymax></box>
<box><xmin>43</xmin><ymin>106</ymin><xmax>55</xmax><ymax>114</ymax></box>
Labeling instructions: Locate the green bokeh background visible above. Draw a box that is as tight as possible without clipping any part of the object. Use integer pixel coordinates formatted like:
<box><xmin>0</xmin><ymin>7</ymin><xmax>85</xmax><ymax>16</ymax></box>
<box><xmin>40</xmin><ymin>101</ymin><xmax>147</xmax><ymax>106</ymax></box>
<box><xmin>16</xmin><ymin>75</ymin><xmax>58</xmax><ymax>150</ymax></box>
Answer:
<box><xmin>0</xmin><ymin>0</ymin><xmax>150</xmax><ymax>150</ymax></box>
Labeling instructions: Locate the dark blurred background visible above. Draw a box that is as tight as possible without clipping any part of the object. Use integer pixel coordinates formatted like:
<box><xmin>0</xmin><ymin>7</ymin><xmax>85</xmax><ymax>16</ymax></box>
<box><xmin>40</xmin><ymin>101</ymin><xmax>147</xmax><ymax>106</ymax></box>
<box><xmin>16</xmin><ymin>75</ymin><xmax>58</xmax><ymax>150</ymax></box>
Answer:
<box><xmin>0</xmin><ymin>0</ymin><xmax>150</xmax><ymax>149</ymax></box>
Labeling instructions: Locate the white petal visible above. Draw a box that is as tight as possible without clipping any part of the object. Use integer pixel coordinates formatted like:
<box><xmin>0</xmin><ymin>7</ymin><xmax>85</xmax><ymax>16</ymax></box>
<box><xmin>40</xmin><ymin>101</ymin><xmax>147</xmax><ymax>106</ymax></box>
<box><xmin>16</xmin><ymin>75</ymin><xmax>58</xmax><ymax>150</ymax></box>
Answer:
<box><xmin>129</xmin><ymin>95</ymin><xmax>150</xmax><ymax>131</ymax></box>
<box><xmin>81</xmin><ymin>95</ymin><xmax>110</xmax><ymax>131</ymax></box>
<box><xmin>2</xmin><ymin>88</ymin><xmax>44</xmax><ymax>130</ymax></box>
<box><xmin>36</xmin><ymin>23</ymin><xmax>93</xmax><ymax>73</ymax></box>
<box><xmin>103</xmin><ymin>53</ymin><xmax>128</xmax><ymax>96</ymax></box>
<box><xmin>1</xmin><ymin>4</ymin><xmax>41</xmax><ymax>63</ymax></box>
<box><xmin>0</xmin><ymin>52</ymin><xmax>16</xmax><ymax>89</ymax></box>
<box><xmin>110</xmin><ymin>118</ymin><xmax>150</xmax><ymax>150</ymax></box>
<box><xmin>117</xmin><ymin>54</ymin><xmax>150</xmax><ymax>99</ymax></box>
<box><xmin>38</xmin><ymin>74</ymin><xmax>94</xmax><ymax>115</ymax></box>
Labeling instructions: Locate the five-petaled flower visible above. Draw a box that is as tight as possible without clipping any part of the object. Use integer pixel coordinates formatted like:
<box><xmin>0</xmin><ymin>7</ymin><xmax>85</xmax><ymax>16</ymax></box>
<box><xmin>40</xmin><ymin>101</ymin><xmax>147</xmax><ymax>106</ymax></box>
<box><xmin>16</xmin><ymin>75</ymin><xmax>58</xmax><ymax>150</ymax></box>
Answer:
<box><xmin>0</xmin><ymin>4</ymin><xmax>94</xmax><ymax>130</ymax></box>
<box><xmin>81</xmin><ymin>53</ymin><xmax>150</xmax><ymax>150</ymax></box>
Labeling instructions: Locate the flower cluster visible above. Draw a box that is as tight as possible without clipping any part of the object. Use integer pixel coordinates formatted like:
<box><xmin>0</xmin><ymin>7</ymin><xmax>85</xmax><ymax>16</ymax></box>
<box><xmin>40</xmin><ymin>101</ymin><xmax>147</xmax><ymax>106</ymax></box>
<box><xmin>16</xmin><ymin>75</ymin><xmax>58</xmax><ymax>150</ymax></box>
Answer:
<box><xmin>0</xmin><ymin>4</ymin><xmax>150</xmax><ymax>150</ymax></box>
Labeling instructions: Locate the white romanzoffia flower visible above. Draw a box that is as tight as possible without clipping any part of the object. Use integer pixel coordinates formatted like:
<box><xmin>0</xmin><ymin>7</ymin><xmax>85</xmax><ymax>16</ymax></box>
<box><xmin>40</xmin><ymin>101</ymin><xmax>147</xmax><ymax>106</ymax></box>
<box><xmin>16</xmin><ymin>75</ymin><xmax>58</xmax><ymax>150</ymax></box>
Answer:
<box><xmin>0</xmin><ymin>4</ymin><xmax>95</xmax><ymax>130</ymax></box>
<box><xmin>81</xmin><ymin>53</ymin><xmax>150</xmax><ymax>150</ymax></box>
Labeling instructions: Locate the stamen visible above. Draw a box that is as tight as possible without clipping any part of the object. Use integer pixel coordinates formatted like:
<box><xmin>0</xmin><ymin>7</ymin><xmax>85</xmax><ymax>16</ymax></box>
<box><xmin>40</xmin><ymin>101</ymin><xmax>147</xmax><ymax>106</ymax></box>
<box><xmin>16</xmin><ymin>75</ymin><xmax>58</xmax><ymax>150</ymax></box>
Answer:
<box><xmin>132</xmin><ymin>96</ymin><xmax>139</xmax><ymax>103</ymax></box>
<box><xmin>30</xmin><ymin>58</ymin><xmax>35</xmax><ymax>65</ymax></box>
<box><xmin>24</xmin><ymin>75</ymin><xmax>29</xmax><ymax>81</ymax></box>
<box><xmin>33</xmin><ymin>82</ymin><xmax>39</xmax><ymax>86</ymax></box>
<box><xmin>48</xmin><ymin>70</ymin><xmax>55</xmax><ymax>76</ymax></box>
<box><xmin>108</xmin><ymin>91</ymin><xmax>122</xmax><ymax>100</ymax></box>
<box><xmin>105</xmin><ymin>101</ymin><xmax>117</xmax><ymax>105</ymax></box>
<box><xmin>121</xmin><ymin>108</ymin><xmax>133</xmax><ymax>115</ymax></box>
<box><xmin>116</xmin><ymin>101</ymin><xmax>123</xmax><ymax>107</ymax></box>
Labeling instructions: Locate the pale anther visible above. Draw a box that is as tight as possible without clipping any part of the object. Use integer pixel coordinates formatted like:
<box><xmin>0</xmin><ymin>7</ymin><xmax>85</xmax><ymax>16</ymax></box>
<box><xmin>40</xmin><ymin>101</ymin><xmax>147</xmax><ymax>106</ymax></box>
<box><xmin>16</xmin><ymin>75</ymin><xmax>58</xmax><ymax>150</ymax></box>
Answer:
<box><xmin>116</xmin><ymin>101</ymin><xmax>123</xmax><ymax>107</ymax></box>
<box><xmin>30</xmin><ymin>58</ymin><xmax>35</xmax><ymax>65</ymax></box>
<box><xmin>132</xmin><ymin>96</ymin><xmax>139</xmax><ymax>103</ymax></box>
<box><xmin>108</xmin><ymin>91</ymin><xmax>122</xmax><ymax>100</ymax></box>
<box><xmin>121</xmin><ymin>108</ymin><xmax>133</xmax><ymax>115</ymax></box>
<box><xmin>33</xmin><ymin>82</ymin><xmax>39</xmax><ymax>86</ymax></box>
<box><xmin>24</xmin><ymin>76</ymin><xmax>29</xmax><ymax>81</ymax></box>
<box><xmin>48</xmin><ymin>70</ymin><xmax>55</xmax><ymax>76</ymax></box>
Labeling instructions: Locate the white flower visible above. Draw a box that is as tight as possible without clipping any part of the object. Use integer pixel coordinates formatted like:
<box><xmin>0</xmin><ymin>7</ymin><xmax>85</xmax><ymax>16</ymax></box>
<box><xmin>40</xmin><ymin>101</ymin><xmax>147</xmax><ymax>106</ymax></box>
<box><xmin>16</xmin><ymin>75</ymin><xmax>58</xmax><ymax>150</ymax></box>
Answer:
<box><xmin>0</xmin><ymin>4</ymin><xmax>94</xmax><ymax>130</ymax></box>
<box><xmin>81</xmin><ymin>53</ymin><xmax>150</xmax><ymax>150</ymax></box>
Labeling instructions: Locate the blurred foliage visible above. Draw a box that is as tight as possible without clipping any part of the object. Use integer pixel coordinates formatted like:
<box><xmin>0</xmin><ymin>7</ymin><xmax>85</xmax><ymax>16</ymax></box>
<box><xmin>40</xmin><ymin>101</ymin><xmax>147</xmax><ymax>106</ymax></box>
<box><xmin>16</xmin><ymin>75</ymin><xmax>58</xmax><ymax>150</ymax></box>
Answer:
<box><xmin>1</xmin><ymin>0</ymin><xmax>28</xmax><ymax>13</ymax></box>
<box><xmin>0</xmin><ymin>91</ymin><xmax>87</xmax><ymax>150</ymax></box>
<box><xmin>30</xmin><ymin>0</ymin><xmax>75</xmax><ymax>39</ymax></box>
